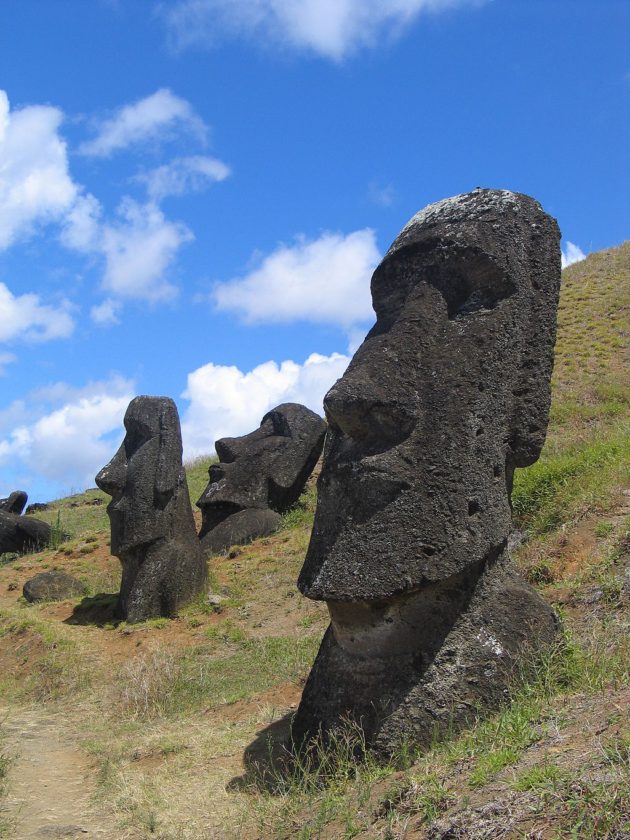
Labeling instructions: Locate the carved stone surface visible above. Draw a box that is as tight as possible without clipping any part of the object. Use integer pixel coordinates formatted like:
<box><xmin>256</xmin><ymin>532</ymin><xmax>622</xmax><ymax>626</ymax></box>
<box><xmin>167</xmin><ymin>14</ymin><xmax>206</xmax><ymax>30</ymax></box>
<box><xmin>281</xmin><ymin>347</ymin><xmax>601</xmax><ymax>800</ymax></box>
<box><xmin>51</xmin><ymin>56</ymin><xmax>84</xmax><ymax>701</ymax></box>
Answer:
<box><xmin>0</xmin><ymin>510</ymin><xmax>51</xmax><ymax>554</ymax></box>
<box><xmin>96</xmin><ymin>396</ymin><xmax>206</xmax><ymax>623</ymax></box>
<box><xmin>0</xmin><ymin>490</ymin><xmax>28</xmax><ymax>515</ymax></box>
<box><xmin>293</xmin><ymin>189</ymin><xmax>561</xmax><ymax>755</ymax></box>
<box><xmin>198</xmin><ymin>403</ymin><xmax>326</xmax><ymax>554</ymax></box>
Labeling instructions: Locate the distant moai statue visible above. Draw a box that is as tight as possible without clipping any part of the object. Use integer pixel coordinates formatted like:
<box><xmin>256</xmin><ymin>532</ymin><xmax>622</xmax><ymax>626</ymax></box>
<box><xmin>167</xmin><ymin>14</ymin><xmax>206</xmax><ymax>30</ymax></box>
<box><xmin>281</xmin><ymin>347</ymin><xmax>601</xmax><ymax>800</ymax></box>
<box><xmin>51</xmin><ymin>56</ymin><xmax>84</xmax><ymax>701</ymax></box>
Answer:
<box><xmin>293</xmin><ymin>189</ymin><xmax>562</xmax><ymax>755</ymax></box>
<box><xmin>96</xmin><ymin>396</ymin><xmax>206</xmax><ymax>623</ymax></box>
<box><xmin>197</xmin><ymin>403</ymin><xmax>326</xmax><ymax>555</ymax></box>
<box><xmin>0</xmin><ymin>490</ymin><xmax>28</xmax><ymax>515</ymax></box>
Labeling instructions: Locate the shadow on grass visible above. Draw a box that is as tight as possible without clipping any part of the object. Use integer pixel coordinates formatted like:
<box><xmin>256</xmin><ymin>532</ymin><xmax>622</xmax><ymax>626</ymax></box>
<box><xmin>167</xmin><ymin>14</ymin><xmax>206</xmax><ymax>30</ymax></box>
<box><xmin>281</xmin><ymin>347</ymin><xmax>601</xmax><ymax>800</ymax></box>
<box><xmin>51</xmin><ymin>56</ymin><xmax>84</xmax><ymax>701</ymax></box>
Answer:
<box><xmin>64</xmin><ymin>592</ymin><xmax>119</xmax><ymax>627</ymax></box>
<box><xmin>228</xmin><ymin>711</ymin><xmax>295</xmax><ymax>794</ymax></box>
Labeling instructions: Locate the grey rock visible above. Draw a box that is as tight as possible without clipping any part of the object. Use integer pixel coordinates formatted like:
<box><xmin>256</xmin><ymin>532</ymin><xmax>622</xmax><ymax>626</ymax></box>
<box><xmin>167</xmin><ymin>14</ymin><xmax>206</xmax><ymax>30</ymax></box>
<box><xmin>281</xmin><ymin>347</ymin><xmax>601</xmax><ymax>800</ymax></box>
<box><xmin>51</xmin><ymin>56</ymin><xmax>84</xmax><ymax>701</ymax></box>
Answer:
<box><xmin>25</xmin><ymin>501</ymin><xmax>49</xmax><ymax>514</ymax></box>
<box><xmin>197</xmin><ymin>402</ymin><xmax>325</xmax><ymax>553</ymax></box>
<box><xmin>200</xmin><ymin>507</ymin><xmax>282</xmax><ymax>555</ymax></box>
<box><xmin>0</xmin><ymin>490</ymin><xmax>28</xmax><ymax>514</ymax></box>
<box><xmin>0</xmin><ymin>510</ymin><xmax>51</xmax><ymax>554</ymax></box>
<box><xmin>23</xmin><ymin>571</ymin><xmax>87</xmax><ymax>603</ymax></box>
<box><xmin>96</xmin><ymin>396</ymin><xmax>207</xmax><ymax>623</ymax></box>
<box><xmin>293</xmin><ymin>189</ymin><xmax>561</xmax><ymax>755</ymax></box>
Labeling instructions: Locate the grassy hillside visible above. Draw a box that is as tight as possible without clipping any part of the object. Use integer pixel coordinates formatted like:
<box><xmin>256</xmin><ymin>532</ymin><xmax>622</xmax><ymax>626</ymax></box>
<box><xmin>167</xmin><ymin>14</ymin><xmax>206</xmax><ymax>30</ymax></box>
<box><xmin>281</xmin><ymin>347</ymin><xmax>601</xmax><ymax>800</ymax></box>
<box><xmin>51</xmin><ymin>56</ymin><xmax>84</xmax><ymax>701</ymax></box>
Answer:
<box><xmin>0</xmin><ymin>243</ymin><xmax>628</xmax><ymax>839</ymax></box>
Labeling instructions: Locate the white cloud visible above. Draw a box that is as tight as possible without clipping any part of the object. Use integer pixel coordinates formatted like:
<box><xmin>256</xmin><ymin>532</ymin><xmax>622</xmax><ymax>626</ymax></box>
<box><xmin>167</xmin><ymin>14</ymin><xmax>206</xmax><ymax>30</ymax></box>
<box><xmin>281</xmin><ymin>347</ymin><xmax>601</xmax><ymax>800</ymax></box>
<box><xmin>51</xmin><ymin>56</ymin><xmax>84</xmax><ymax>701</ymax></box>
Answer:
<box><xmin>0</xmin><ymin>89</ymin><xmax>80</xmax><ymax>250</ymax></box>
<box><xmin>213</xmin><ymin>229</ymin><xmax>379</xmax><ymax>329</ymax></box>
<box><xmin>561</xmin><ymin>241</ymin><xmax>587</xmax><ymax>269</ymax></box>
<box><xmin>0</xmin><ymin>376</ymin><xmax>135</xmax><ymax>497</ymax></box>
<box><xmin>162</xmin><ymin>0</ymin><xmax>485</xmax><ymax>61</ymax></box>
<box><xmin>100</xmin><ymin>198</ymin><xmax>193</xmax><ymax>302</ymax></box>
<box><xmin>181</xmin><ymin>351</ymin><xmax>349</xmax><ymax>458</ymax></box>
<box><xmin>0</xmin><ymin>282</ymin><xmax>75</xmax><ymax>343</ymax></box>
<box><xmin>79</xmin><ymin>88</ymin><xmax>208</xmax><ymax>157</ymax></box>
<box><xmin>60</xmin><ymin>192</ymin><xmax>103</xmax><ymax>252</ymax></box>
<box><xmin>137</xmin><ymin>155</ymin><xmax>231</xmax><ymax>201</ymax></box>
<box><xmin>90</xmin><ymin>298</ymin><xmax>121</xmax><ymax>325</ymax></box>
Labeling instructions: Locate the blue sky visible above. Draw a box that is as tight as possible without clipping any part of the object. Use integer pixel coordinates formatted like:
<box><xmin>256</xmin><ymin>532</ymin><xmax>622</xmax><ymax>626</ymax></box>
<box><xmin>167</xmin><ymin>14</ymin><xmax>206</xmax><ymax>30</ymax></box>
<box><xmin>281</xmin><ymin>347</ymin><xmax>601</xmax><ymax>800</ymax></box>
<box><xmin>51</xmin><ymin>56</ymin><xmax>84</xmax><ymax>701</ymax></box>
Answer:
<box><xmin>0</xmin><ymin>0</ymin><xmax>628</xmax><ymax>502</ymax></box>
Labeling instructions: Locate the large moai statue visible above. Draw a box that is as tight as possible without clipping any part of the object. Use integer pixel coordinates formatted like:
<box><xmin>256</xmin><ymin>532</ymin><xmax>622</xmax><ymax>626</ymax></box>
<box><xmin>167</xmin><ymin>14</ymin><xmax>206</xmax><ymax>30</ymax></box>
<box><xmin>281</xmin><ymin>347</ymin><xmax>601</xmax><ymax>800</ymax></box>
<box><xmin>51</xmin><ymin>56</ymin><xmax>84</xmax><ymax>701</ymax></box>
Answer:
<box><xmin>197</xmin><ymin>403</ymin><xmax>326</xmax><ymax>555</ymax></box>
<box><xmin>96</xmin><ymin>396</ymin><xmax>207</xmax><ymax>623</ymax></box>
<box><xmin>293</xmin><ymin>189</ymin><xmax>561</xmax><ymax>756</ymax></box>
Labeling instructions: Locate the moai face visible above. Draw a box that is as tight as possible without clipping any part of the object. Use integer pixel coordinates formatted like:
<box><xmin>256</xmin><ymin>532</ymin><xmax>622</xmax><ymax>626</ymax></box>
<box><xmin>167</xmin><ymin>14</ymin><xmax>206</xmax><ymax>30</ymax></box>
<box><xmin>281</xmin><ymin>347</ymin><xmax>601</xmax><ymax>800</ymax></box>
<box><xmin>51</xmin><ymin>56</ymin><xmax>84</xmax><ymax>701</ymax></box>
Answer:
<box><xmin>197</xmin><ymin>403</ymin><xmax>326</xmax><ymax>528</ymax></box>
<box><xmin>96</xmin><ymin>397</ymin><xmax>182</xmax><ymax>555</ymax></box>
<box><xmin>299</xmin><ymin>189</ymin><xmax>561</xmax><ymax>603</ymax></box>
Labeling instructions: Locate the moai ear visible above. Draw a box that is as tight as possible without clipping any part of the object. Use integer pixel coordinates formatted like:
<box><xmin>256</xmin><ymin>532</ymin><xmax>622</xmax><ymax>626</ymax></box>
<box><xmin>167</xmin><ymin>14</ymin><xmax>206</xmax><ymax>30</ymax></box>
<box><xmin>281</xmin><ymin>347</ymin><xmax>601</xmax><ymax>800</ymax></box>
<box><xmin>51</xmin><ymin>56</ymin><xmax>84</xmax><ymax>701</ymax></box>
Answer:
<box><xmin>155</xmin><ymin>400</ymin><xmax>183</xmax><ymax>501</ymax></box>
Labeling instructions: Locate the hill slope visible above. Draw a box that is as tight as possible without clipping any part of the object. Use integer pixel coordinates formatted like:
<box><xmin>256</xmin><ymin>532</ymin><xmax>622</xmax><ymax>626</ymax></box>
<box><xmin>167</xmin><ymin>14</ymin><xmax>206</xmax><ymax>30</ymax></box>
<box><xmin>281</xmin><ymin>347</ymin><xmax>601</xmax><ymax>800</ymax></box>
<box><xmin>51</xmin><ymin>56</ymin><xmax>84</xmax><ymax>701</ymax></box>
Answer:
<box><xmin>0</xmin><ymin>242</ymin><xmax>628</xmax><ymax>839</ymax></box>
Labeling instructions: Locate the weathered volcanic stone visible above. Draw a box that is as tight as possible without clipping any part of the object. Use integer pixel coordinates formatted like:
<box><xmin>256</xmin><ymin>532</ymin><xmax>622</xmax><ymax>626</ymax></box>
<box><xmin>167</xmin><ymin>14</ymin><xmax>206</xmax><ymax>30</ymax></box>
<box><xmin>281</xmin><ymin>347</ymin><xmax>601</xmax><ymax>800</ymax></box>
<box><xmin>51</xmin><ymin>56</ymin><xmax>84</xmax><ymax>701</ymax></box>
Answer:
<box><xmin>96</xmin><ymin>396</ymin><xmax>207</xmax><ymax>623</ymax></box>
<box><xmin>197</xmin><ymin>403</ymin><xmax>326</xmax><ymax>554</ymax></box>
<box><xmin>293</xmin><ymin>189</ymin><xmax>561</xmax><ymax>756</ymax></box>
<box><xmin>0</xmin><ymin>490</ymin><xmax>28</xmax><ymax>515</ymax></box>
<box><xmin>23</xmin><ymin>570</ymin><xmax>87</xmax><ymax>603</ymax></box>
<box><xmin>199</xmin><ymin>508</ymin><xmax>282</xmax><ymax>556</ymax></box>
<box><xmin>0</xmin><ymin>510</ymin><xmax>51</xmax><ymax>554</ymax></box>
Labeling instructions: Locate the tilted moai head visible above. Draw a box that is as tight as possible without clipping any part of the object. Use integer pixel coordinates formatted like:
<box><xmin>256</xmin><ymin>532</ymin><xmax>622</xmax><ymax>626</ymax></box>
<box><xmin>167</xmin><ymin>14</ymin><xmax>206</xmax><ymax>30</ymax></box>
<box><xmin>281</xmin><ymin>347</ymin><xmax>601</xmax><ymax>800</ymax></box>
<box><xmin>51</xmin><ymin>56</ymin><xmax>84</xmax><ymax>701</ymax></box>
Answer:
<box><xmin>96</xmin><ymin>396</ymin><xmax>206</xmax><ymax>622</ymax></box>
<box><xmin>293</xmin><ymin>189</ymin><xmax>561</xmax><ymax>753</ymax></box>
<box><xmin>197</xmin><ymin>403</ymin><xmax>326</xmax><ymax>553</ymax></box>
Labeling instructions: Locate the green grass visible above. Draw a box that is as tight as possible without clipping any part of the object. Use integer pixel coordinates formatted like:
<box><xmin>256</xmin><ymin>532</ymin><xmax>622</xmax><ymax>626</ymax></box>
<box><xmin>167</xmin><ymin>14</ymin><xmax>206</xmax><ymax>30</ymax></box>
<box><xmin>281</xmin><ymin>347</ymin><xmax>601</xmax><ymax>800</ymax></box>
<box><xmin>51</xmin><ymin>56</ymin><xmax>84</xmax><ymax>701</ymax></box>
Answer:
<box><xmin>116</xmin><ymin>635</ymin><xmax>320</xmax><ymax>719</ymax></box>
<box><xmin>512</xmin><ymin>425</ymin><xmax>629</xmax><ymax>534</ymax></box>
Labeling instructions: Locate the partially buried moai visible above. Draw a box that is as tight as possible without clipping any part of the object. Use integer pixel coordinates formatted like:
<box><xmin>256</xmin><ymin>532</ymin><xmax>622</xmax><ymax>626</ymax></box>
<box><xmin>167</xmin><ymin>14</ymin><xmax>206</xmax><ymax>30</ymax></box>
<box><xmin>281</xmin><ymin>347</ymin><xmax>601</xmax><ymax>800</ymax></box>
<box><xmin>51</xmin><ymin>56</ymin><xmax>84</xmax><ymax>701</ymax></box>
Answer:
<box><xmin>293</xmin><ymin>189</ymin><xmax>561</xmax><ymax>756</ymax></box>
<box><xmin>96</xmin><ymin>396</ymin><xmax>206</xmax><ymax>623</ymax></box>
<box><xmin>197</xmin><ymin>403</ymin><xmax>326</xmax><ymax>555</ymax></box>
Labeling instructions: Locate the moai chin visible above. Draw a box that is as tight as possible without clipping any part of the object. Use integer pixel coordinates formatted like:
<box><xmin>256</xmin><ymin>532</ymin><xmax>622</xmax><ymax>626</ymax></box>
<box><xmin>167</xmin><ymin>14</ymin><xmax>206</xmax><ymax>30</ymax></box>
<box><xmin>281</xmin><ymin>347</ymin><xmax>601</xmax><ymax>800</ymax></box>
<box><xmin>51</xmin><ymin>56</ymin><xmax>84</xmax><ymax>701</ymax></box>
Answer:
<box><xmin>96</xmin><ymin>396</ymin><xmax>206</xmax><ymax>623</ymax></box>
<box><xmin>293</xmin><ymin>189</ymin><xmax>562</xmax><ymax>756</ymax></box>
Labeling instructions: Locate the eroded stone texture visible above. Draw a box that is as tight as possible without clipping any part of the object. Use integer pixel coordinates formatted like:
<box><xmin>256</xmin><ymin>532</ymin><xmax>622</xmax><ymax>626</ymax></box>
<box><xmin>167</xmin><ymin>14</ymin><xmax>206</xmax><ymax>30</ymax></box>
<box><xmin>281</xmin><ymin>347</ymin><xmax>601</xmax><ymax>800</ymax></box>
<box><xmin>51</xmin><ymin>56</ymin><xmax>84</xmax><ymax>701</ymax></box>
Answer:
<box><xmin>0</xmin><ymin>490</ymin><xmax>28</xmax><ymax>515</ymax></box>
<box><xmin>96</xmin><ymin>396</ymin><xmax>206</xmax><ymax>623</ymax></box>
<box><xmin>293</xmin><ymin>189</ymin><xmax>561</xmax><ymax>755</ymax></box>
<box><xmin>23</xmin><ymin>570</ymin><xmax>87</xmax><ymax>603</ymax></box>
<box><xmin>0</xmin><ymin>510</ymin><xmax>51</xmax><ymax>554</ymax></box>
<box><xmin>197</xmin><ymin>403</ymin><xmax>326</xmax><ymax>554</ymax></box>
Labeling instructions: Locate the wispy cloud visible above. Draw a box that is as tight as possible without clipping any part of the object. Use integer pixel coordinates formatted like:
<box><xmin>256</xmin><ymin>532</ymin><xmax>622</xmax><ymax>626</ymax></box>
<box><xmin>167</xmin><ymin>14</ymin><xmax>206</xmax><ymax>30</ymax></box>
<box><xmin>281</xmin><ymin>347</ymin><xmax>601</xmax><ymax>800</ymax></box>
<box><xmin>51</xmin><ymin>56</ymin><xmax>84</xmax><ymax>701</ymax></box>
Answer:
<box><xmin>0</xmin><ymin>353</ymin><xmax>16</xmax><ymax>376</ymax></box>
<box><xmin>212</xmin><ymin>229</ymin><xmax>379</xmax><ymax>330</ymax></box>
<box><xmin>100</xmin><ymin>198</ymin><xmax>194</xmax><ymax>303</ymax></box>
<box><xmin>137</xmin><ymin>155</ymin><xmax>231</xmax><ymax>201</ymax></box>
<box><xmin>161</xmin><ymin>0</ymin><xmax>486</xmax><ymax>61</ymax></box>
<box><xmin>0</xmin><ymin>90</ymin><xmax>80</xmax><ymax>250</ymax></box>
<box><xmin>0</xmin><ymin>282</ymin><xmax>74</xmax><ymax>344</ymax></box>
<box><xmin>561</xmin><ymin>240</ymin><xmax>587</xmax><ymax>269</ymax></box>
<box><xmin>79</xmin><ymin>88</ymin><xmax>208</xmax><ymax>157</ymax></box>
<box><xmin>181</xmin><ymin>351</ymin><xmax>349</xmax><ymax>458</ymax></box>
<box><xmin>0</xmin><ymin>375</ymin><xmax>135</xmax><ymax>498</ymax></box>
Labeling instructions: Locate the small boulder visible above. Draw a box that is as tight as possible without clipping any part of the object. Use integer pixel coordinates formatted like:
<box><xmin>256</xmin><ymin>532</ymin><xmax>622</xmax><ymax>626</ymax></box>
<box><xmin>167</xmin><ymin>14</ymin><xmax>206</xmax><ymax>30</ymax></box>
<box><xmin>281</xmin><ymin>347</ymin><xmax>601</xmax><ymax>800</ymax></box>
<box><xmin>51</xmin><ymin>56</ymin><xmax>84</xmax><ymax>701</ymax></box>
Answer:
<box><xmin>25</xmin><ymin>502</ymin><xmax>49</xmax><ymax>514</ymax></box>
<box><xmin>23</xmin><ymin>571</ymin><xmax>87</xmax><ymax>603</ymax></box>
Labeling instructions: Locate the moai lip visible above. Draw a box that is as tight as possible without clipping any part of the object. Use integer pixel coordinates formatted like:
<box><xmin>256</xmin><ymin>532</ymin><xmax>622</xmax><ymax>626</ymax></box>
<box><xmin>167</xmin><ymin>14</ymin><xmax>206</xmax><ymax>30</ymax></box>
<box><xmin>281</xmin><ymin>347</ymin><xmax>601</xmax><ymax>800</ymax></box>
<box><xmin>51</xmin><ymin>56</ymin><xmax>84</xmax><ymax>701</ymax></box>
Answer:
<box><xmin>96</xmin><ymin>396</ymin><xmax>206</xmax><ymax>623</ymax></box>
<box><xmin>293</xmin><ymin>189</ymin><xmax>562</xmax><ymax>756</ymax></box>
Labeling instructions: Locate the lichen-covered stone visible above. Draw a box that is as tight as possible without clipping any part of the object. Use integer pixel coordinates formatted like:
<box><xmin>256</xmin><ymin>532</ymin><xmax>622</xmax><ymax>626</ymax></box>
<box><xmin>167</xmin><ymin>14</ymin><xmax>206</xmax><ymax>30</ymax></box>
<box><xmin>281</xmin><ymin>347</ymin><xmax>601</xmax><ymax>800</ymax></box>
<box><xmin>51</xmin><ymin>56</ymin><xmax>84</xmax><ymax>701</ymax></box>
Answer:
<box><xmin>96</xmin><ymin>396</ymin><xmax>206</xmax><ymax>623</ymax></box>
<box><xmin>293</xmin><ymin>189</ymin><xmax>561</xmax><ymax>755</ymax></box>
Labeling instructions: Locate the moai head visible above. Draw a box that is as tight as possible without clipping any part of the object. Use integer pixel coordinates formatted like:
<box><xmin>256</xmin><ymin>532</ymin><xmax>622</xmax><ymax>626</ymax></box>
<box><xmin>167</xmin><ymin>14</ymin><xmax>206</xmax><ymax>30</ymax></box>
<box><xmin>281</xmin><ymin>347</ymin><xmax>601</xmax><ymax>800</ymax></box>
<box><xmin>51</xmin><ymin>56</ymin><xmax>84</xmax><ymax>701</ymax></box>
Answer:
<box><xmin>197</xmin><ymin>402</ymin><xmax>326</xmax><ymax>534</ymax></box>
<box><xmin>96</xmin><ymin>396</ymin><xmax>184</xmax><ymax>556</ymax></box>
<box><xmin>299</xmin><ymin>189</ymin><xmax>561</xmax><ymax>603</ymax></box>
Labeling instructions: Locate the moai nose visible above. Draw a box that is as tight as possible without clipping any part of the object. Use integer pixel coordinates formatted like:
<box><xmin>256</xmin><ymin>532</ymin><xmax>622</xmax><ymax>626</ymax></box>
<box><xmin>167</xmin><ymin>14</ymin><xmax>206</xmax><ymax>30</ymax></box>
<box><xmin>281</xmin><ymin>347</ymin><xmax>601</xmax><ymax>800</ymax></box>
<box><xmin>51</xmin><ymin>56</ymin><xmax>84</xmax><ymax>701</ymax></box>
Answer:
<box><xmin>95</xmin><ymin>446</ymin><xmax>127</xmax><ymax>497</ymax></box>
<box><xmin>325</xmin><ymin>377</ymin><xmax>416</xmax><ymax>446</ymax></box>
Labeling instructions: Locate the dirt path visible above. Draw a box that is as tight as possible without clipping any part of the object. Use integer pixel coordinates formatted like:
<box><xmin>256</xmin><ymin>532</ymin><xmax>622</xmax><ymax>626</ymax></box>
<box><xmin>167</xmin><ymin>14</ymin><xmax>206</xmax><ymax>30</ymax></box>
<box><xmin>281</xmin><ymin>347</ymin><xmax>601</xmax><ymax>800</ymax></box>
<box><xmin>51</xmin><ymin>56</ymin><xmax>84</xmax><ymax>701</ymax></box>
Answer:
<box><xmin>1</xmin><ymin>706</ymin><xmax>115</xmax><ymax>840</ymax></box>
